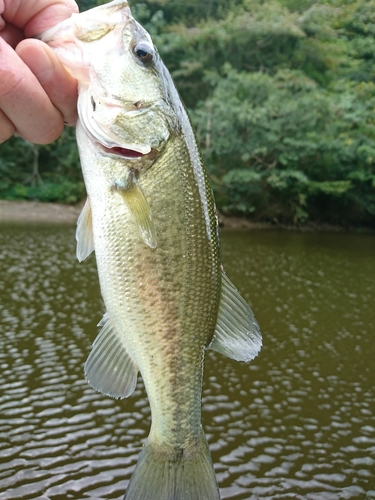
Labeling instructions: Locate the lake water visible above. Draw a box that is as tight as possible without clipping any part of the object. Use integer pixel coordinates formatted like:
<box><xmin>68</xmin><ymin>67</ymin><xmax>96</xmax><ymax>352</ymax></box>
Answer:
<box><xmin>0</xmin><ymin>224</ymin><xmax>374</xmax><ymax>500</ymax></box>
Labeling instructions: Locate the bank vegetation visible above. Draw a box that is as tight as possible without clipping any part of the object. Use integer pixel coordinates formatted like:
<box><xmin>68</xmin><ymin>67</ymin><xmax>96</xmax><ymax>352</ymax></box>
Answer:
<box><xmin>1</xmin><ymin>0</ymin><xmax>374</xmax><ymax>228</ymax></box>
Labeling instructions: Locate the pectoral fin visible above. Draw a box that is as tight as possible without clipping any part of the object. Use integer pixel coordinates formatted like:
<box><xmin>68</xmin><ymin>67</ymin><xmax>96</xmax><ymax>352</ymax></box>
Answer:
<box><xmin>209</xmin><ymin>272</ymin><xmax>262</xmax><ymax>362</ymax></box>
<box><xmin>85</xmin><ymin>313</ymin><xmax>138</xmax><ymax>399</ymax></box>
<box><xmin>76</xmin><ymin>197</ymin><xmax>95</xmax><ymax>262</ymax></box>
<box><xmin>116</xmin><ymin>174</ymin><xmax>157</xmax><ymax>249</ymax></box>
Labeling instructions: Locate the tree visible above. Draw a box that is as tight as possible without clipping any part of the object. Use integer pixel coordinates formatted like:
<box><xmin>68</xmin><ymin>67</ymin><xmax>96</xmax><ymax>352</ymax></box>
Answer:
<box><xmin>0</xmin><ymin>0</ymin><xmax>374</xmax><ymax>227</ymax></box>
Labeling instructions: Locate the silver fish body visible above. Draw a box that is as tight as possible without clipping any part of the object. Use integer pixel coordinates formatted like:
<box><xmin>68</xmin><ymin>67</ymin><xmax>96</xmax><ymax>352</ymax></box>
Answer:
<box><xmin>41</xmin><ymin>2</ymin><xmax>262</xmax><ymax>499</ymax></box>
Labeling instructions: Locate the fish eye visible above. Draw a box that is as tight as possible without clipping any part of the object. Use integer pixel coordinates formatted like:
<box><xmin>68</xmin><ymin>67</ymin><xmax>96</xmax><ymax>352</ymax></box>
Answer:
<box><xmin>132</xmin><ymin>41</ymin><xmax>154</xmax><ymax>65</ymax></box>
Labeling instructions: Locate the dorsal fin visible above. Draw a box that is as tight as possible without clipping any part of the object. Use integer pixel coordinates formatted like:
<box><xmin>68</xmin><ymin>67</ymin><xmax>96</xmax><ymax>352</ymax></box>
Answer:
<box><xmin>85</xmin><ymin>313</ymin><xmax>138</xmax><ymax>399</ymax></box>
<box><xmin>209</xmin><ymin>272</ymin><xmax>262</xmax><ymax>362</ymax></box>
<box><xmin>76</xmin><ymin>197</ymin><xmax>95</xmax><ymax>262</ymax></box>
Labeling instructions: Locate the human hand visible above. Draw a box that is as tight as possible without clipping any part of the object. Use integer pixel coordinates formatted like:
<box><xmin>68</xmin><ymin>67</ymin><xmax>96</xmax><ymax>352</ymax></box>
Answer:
<box><xmin>0</xmin><ymin>0</ymin><xmax>79</xmax><ymax>144</ymax></box>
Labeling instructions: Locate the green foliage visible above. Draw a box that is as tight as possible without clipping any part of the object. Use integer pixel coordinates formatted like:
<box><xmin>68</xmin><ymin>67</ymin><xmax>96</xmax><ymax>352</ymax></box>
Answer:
<box><xmin>192</xmin><ymin>65</ymin><xmax>344</xmax><ymax>220</ymax></box>
<box><xmin>181</xmin><ymin>0</ymin><xmax>375</xmax><ymax>226</ymax></box>
<box><xmin>0</xmin><ymin>0</ymin><xmax>374</xmax><ymax>227</ymax></box>
<box><xmin>4</xmin><ymin>181</ymin><xmax>85</xmax><ymax>204</ymax></box>
<box><xmin>0</xmin><ymin>129</ymin><xmax>84</xmax><ymax>204</ymax></box>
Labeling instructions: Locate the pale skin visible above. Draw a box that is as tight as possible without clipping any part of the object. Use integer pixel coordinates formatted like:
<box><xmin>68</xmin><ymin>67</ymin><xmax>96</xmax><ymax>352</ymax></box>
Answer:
<box><xmin>0</xmin><ymin>0</ymin><xmax>79</xmax><ymax>144</ymax></box>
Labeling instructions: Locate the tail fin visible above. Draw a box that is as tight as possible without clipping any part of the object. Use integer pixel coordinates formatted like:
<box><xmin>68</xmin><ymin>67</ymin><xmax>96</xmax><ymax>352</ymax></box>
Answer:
<box><xmin>124</xmin><ymin>432</ymin><xmax>220</xmax><ymax>500</ymax></box>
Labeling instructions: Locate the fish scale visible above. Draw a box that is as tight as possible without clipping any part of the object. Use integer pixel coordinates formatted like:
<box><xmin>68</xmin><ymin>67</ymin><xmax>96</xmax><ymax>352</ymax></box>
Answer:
<box><xmin>86</xmin><ymin>130</ymin><xmax>221</xmax><ymax>449</ymax></box>
<box><xmin>41</xmin><ymin>1</ymin><xmax>262</xmax><ymax>498</ymax></box>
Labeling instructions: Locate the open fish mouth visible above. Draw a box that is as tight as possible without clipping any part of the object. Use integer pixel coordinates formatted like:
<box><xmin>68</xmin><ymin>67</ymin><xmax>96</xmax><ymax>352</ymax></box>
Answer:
<box><xmin>102</xmin><ymin>145</ymin><xmax>146</xmax><ymax>159</ymax></box>
<box><xmin>100</xmin><ymin>143</ymin><xmax>158</xmax><ymax>160</ymax></box>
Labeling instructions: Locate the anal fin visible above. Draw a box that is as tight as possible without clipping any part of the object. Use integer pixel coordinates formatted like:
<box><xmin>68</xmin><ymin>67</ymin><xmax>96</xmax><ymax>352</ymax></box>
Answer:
<box><xmin>85</xmin><ymin>313</ymin><xmax>138</xmax><ymax>399</ymax></box>
<box><xmin>209</xmin><ymin>271</ymin><xmax>262</xmax><ymax>362</ymax></box>
<box><xmin>76</xmin><ymin>197</ymin><xmax>95</xmax><ymax>262</ymax></box>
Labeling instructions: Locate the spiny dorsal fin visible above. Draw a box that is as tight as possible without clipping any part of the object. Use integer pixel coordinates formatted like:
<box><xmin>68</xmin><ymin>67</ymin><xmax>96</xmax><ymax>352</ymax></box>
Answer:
<box><xmin>76</xmin><ymin>197</ymin><xmax>95</xmax><ymax>262</ymax></box>
<box><xmin>115</xmin><ymin>174</ymin><xmax>157</xmax><ymax>249</ymax></box>
<box><xmin>209</xmin><ymin>272</ymin><xmax>262</xmax><ymax>362</ymax></box>
<box><xmin>85</xmin><ymin>313</ymin><xmax>138</xmax><ymax>399</ymax></box>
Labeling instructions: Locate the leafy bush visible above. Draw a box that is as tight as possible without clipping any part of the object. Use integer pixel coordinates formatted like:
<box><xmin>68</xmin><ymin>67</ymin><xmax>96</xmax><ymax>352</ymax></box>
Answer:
<box><xmin>0</xmin><ymin>0</ymin><xmax>374</xmax><ymax>228</ymax></box>
<box><xmin>4</xmin><ymin>181</ymin><xmax>85</xmax><ymax>204</ymax></box>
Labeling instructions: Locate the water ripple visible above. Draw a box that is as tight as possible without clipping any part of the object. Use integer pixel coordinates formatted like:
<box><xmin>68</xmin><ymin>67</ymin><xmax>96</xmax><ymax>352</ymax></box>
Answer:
<box><xmin>1</xmin><ymin>226</ymin><xmax>375</xmax><ymax>498</ymax></box>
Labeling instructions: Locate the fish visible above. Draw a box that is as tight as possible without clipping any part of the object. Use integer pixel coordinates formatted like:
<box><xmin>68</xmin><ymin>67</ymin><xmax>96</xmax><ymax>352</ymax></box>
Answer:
<box><xmin>40</xmin><ymin>1</ymin><xmax>262</xmax><ymax>499</ymax></box>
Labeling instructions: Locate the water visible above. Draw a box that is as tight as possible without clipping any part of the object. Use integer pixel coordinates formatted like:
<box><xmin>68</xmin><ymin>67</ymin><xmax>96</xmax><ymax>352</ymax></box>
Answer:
<box><xmin>0</xmin><ymin>224</ymin><xmax>374</xmax><ymax>499</ymax></box>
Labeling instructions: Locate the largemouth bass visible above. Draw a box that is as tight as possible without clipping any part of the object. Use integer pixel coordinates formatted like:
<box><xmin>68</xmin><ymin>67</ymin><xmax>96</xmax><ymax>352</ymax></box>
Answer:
<box><xmin>41</xmin><ymin>1</ymin><xmax>262</xmax><ymax>498</ymax></box>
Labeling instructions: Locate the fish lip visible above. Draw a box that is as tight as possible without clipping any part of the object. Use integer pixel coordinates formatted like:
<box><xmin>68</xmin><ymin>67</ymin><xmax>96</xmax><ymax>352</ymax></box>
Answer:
<box><xmin>101</xmin><ymin>144</ymin><xmax>145</xmax><ymax>159</ymax></box>
<box><xmin>98</xmin><ymin>143</ymin><xmax>157</xmax><ymax>160</ymax></box>
<box><xmin>78</xmin><ymin>109</ymin><xmax>152</xmax><ymax>158</ymax></box>
<box><xmin>79</xmin><ymin>120</ymin><xmax>154</xmax><ymax>160</ymax></box>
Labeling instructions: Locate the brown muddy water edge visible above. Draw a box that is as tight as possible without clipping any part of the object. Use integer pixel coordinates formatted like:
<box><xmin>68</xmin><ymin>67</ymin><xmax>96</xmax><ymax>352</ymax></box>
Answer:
<box><xmin>0</xmin><ymin>199</ymin><xmax>372</xmax><ymax>233</ymax></box>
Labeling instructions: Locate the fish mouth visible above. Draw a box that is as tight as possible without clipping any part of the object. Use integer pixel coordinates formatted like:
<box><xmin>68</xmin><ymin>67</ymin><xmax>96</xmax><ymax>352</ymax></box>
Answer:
<box><xmin>102</xmin><ymin>145</ymin><xmax>146</xmax><ymax>159</ymax></box>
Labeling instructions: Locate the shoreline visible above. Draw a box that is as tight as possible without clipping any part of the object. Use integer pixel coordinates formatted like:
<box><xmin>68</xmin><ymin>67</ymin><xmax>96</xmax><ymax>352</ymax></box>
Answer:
<box><xmin>0</xmin><ymin>200</ymin><xmax>81</xmax><ymax>225</ymax></box>
<box><xmin>0</xmin><ymin>200</ymin><xmax>373</xmax><ymax>233</ymax></box>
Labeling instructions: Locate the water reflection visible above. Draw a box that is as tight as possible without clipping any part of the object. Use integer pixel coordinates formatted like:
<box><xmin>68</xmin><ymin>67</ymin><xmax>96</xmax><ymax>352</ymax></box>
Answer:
<box><xmin>0</xmin><ymin>225</ymin><xmax>374</xmax><ymax>499</ymax></box>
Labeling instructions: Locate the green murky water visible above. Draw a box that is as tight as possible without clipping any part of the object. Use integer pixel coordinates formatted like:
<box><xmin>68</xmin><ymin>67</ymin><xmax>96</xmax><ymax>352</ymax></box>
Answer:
<box><xmin>0</xmin><ymin>224</ymin><xmax>374</xmax><ymax>499</ymax></box>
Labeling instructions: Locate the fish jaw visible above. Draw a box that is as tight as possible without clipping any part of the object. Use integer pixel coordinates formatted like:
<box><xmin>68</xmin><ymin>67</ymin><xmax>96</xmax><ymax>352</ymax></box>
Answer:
<box><xmin>41</xmin><ymin>0</ymin><xmax>171</xmax><ymax>158</ymax></box>
<box><xmin>76</xmin><ymin>87</ymin><xmax>170</xmax><ymax>160</ymax></box>
<box><xmin>39</xmin><ymin>0</ymin><xmax>156</xmax><ymax>107</ymax></box>
<box><xmin>39</xmin><ymin>1</ymin><xmax>132</xmax><ymax>82</ymax></box>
